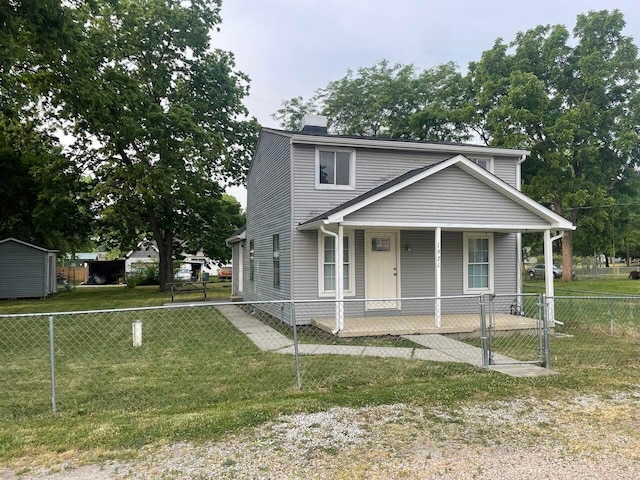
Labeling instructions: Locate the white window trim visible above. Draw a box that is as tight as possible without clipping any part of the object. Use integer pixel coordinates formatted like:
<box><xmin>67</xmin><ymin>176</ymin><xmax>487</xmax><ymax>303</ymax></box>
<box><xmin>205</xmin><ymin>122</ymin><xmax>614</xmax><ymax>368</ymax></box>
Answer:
<box><xmin>315</xmin><ymin>147</ymin><xmax>356</xmax><ymax>190</ymax></box>
<box><xmin>463</xmin><ymin>232</ymin><xmax>494</xmax><ymax>294</ymax></box>
<box><xmin>317</xmin><ymin>230</ymin><xmax>356</xmax><ymax>297</ymax></box>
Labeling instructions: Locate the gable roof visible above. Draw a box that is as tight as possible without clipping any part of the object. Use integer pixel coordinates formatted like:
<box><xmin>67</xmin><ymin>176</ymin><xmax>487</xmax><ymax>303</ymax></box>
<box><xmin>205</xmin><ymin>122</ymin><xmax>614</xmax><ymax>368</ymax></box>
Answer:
<box><xmin>0</xmin><ymin>237</ymin><xmax>59</xmax><ymax>253</ymax></box>
<box><xmin>299</xmin><ymin>155</ymin><xmax>574</xmax><ymax>232</ymax></box>
<box><xmin>226</xmin><ymin>224</ymin><xmax>246</xmax><ymax>244</ymax></box>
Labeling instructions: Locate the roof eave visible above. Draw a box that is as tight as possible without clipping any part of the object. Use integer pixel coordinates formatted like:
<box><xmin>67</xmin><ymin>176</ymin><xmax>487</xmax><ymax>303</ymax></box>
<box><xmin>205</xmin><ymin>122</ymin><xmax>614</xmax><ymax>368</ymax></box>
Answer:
<box><xmin>290</xmin><ymin>134</ymin><xmax>530</xmax><ymax>157</ymax></box>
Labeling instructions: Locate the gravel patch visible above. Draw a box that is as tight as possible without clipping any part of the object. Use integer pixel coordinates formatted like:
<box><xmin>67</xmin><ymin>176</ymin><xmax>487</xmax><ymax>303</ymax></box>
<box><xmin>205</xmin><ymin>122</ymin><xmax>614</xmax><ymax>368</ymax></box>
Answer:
<box><xmin>2</xmin><ymin>391</ymin><xmax>640</xmax><ymax>479</ymax></box>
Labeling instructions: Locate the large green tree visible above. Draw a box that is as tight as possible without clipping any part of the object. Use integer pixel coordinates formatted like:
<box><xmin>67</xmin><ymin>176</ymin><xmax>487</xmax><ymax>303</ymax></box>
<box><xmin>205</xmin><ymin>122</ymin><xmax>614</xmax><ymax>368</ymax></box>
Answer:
<box><xmin>274</xmin><ymin>59</ymin><xmax>470</xmax><ymax>142</ymax></box>
<box><xmin>55</xmin><ymin>0</ymin><xmax>257</xmax><ymax>290</ymax></box>
<box><xmin>464</xmin><ymin>10</ymin><xmax>640</xmax><ymax>280</ymax></box>
<box><xmin>0</xmin><ymin>0</ymin><xmax>93</xmax><ymax>252</ymax></box>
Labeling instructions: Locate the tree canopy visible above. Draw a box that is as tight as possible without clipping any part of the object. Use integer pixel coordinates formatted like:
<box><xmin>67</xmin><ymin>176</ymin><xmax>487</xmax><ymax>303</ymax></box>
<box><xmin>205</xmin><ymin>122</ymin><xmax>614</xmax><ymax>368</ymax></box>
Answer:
<box><xmin>466</xmin><ymin>10</ymin><xmax>640</xmax><ymax>278</ymax></box>
<box><xmin>1</xmin><ymin>0</ymin><xmax>255</xmax><ymax>287</ymax></box>
<box><xmin>274</xmin><ymin>59</ymin><xmax>471</xmax><ymax>142</ymax></box>
<box><xmin>0</xmin><ymin>0</ymin><xmax>93</xmax><ymax>252</ymax></box>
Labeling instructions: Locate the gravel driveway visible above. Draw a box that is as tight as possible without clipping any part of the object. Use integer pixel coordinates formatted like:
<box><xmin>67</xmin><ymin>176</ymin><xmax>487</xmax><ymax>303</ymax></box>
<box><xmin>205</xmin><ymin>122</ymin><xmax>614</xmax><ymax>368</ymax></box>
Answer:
<box><xmin>2</xmin><ymin>390</ymin><xmax>639</xmax><ymax>479</ymax></box>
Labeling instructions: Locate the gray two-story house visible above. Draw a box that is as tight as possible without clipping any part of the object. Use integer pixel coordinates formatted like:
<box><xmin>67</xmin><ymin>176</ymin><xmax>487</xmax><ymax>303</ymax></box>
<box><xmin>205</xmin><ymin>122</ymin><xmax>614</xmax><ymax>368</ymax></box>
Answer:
<box><xmin>227</xmin><ymin>115</ymin><xmax>573</xmax><ymax>332</ymax></box>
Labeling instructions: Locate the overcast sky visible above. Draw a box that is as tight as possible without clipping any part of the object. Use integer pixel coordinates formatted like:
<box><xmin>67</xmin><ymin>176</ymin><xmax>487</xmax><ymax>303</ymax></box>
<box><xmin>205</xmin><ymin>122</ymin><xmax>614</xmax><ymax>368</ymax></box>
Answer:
<box><xmin>216</xmin><ymin>0</ymin><xmax>640</xmax><ymax>207</ymax></box>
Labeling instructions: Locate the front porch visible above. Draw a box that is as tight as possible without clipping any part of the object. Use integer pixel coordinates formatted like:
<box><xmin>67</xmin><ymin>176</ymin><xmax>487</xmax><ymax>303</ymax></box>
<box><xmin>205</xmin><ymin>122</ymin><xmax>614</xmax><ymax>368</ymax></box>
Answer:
<box><xmin>312</xmin><ymin>312</ymin><xmax>539</xmax><ymax>338</ymax></box>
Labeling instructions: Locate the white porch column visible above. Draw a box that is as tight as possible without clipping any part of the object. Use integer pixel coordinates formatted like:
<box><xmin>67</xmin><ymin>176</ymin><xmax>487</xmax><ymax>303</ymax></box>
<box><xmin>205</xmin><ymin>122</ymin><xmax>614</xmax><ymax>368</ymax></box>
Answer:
<box><xmin>336</xmin><ymin>224</ymin><xmax>344</xmax><ymax>331</ymax></box>
<box><xmin>543</xmin><ymin>229</ymin><xmax>555</xmax><ymax>324</ymax></box>
<box><xmin>435</xmin><ymin>227</ymin><xmax>442</xmax><ymax>328</ymax></box>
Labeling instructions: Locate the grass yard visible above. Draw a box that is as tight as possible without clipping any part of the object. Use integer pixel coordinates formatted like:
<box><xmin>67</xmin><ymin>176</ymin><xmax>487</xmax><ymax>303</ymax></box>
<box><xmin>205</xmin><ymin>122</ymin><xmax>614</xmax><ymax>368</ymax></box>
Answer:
<box><xmin>524</xmin><ymin>276</ymin><xmax>640</xmax><ymax>296</ymax></box>
<box><xmin>0</xmin><ymin>281</ymin><xmax>233</xmax><ymax>315</ymax></box>
<box><xmin>1</xmin><ymin>278</ymin><xmax>640</xmax><ymax>466</ymax></box>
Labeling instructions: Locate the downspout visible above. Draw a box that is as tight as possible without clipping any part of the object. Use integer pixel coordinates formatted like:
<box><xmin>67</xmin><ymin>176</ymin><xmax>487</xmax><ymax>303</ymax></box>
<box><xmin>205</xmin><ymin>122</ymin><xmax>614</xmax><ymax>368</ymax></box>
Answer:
<box><xmin>544</xmin><ymin>230</ymin><xmax>563</xmax><ymax>325</ymax></box>
<box><xmin>516</xmin><ymin>155</ymin><xmax>526</xmax><ymax>296</ymax></box>
<box><xmin>320</xmin><ymin>225</ymin><xmax>344</xmax><ymax>334</ymax></box>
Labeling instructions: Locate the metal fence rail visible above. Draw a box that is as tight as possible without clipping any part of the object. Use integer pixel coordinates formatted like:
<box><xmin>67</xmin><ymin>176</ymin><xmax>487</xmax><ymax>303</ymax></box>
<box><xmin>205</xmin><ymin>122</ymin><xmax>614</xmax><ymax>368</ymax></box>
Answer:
<box><xmin>1</xmin><ymin>294</ymin><xmax>640</xmax><ymax>417</ymax></box>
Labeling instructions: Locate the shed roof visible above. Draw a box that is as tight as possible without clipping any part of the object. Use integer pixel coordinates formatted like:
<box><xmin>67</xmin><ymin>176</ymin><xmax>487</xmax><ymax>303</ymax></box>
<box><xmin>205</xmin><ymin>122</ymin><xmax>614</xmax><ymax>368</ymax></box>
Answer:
<box><xmin>0</xmin><ymin>237</ymin><xmax>59</xmax><ymax>253</ymax></box>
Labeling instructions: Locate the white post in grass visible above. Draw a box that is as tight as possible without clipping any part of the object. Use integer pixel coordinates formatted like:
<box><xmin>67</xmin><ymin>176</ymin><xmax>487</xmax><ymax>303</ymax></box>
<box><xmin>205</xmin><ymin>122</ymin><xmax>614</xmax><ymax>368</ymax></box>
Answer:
<box><xmin>132</xmin><ymin>320</ymin><xmax>143</xmax><ymax>347</ymax></box>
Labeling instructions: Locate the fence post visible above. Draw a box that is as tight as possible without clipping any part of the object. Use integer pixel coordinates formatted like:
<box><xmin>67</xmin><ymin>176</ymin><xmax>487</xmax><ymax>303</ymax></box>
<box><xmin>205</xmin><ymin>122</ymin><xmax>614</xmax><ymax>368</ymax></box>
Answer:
<box><xmin>48</xmin><ymin>315</ymin><xmax>57</xmax><ymax>415</ymax></box>
<box><xmin>541</xmin><ymin>295</ymin><xmax>551</xmax><ymax>369</ymax></box>
<box><xmin>479</xmin><ymin>295</ymin><xmax>490</xmax><ymax>368</ymax></box>
<box><xmin>290</xmin><ymin>302</ymin><xmax>302</xmax><ymax>389</ymax></box>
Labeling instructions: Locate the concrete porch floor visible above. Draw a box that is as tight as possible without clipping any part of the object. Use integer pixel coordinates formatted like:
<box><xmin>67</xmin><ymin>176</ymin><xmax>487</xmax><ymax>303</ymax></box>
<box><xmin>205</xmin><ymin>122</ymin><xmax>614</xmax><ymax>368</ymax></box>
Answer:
<box><xmin>312</xmin><ymin>313</ymin><xmax>539</xmax><ymax>338</ymax></box>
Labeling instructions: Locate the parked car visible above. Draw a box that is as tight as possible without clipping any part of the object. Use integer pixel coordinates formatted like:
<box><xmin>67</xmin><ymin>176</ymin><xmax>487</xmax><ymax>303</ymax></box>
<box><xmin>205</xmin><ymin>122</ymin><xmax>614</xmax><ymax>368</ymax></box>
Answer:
<box><xmin>218</xmin><ymin>265</ymin><xmax>232</xmax><ymax>281</ymax></box>
<box><xmin>527</xmin><ymin>264</ymin><xmax>562</xmax><ymax>279</ymax></box>
<box><xmin>175</xmin><ymin>267</ymin><xmax>192</xmax><ymax>281</ymax></box>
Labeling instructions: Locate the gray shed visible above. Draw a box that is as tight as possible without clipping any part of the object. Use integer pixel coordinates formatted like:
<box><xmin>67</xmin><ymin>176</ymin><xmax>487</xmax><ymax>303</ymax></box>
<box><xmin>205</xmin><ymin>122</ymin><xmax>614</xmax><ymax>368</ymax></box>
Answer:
<box><xmin>0</xmin><ymin>238</ymin><xmax>59</xmax><ymax>299</ymax></box>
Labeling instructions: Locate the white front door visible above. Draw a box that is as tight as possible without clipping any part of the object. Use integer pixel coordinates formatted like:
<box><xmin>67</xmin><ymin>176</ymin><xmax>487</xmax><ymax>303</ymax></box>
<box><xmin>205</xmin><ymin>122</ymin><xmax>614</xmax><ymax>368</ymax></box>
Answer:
<box><xmin>365</xmin><ymin>231</ymin><xmax>399</xmax><ymax>310</ymax></box>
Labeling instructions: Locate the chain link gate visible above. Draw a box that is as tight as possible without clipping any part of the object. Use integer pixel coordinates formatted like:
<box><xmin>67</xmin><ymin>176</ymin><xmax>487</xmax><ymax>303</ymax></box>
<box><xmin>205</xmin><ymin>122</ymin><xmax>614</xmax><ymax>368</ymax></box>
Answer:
<box><xmin>480</xmin><ymin>294</ymin><xmax>551</xmax><ymax>368</ymax></box>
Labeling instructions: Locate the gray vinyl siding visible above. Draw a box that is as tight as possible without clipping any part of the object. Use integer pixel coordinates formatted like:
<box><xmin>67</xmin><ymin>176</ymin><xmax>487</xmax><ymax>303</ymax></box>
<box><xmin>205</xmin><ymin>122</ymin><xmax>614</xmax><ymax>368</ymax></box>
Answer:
<box><xmin>0</xmin><ymin>241</ymin><xmax>51</xmax><ymax>299</ymax></box>
<box><xmin>346</xmin><ymin>166</ymin><xmax>547</xmax><ymax>227</ymax></box>
<box><xmin>493</xmin><ymin>155</ymin><xmax>518</xmax><ymax>187</ymax></box>
<box><xmin>291</xmin><ymin>229</ymin><xmax>518</xmax><ymax>323</ymax></box>
<box><xmin>244</xmin><ymin>131</ymin><xmax>292</xmax><ymax>322</ymax></box>
<box><xmin>291</xmin><ymin>145</ymin><xmax>455</xmax><ymax>303</ymax></box>
<box><xmin>292</xmin><ymin>145</ymin><xmax>454</xmax><ymax>224</ymax></box>
<box><xmin>289</xmin><ymin>141</ymin><xmax>525</xmax><ymax>323</ymax></box>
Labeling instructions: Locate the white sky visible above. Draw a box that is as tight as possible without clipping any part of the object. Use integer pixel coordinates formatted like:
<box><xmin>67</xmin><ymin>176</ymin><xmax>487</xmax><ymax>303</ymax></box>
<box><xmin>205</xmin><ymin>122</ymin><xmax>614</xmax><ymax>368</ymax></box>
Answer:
<box><xmin>217</xmin><ymin>0</ymin><xmax>640</xmax><ymax>208</ymax></box>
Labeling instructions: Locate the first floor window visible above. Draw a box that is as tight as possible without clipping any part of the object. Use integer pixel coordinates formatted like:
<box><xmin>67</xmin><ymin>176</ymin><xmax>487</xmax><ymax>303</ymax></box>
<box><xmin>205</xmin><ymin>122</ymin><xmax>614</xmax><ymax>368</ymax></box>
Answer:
<box><xmin>463</xmin><ymin>233</ymin><xmax>493</xmax><ymax>293</ymax></box>
<box><xmin>273</xmin><ymin>234</ymin><xmax>280</xmax><ymax>287</ymax></box>
<box><xmin>319</xmin><ymin>231</ymin><xmax>355</xmax><ymax>296</ymax></box>
<box><xmin>249</xmin><ymin>240</ymin><xmax>255</xmax><ymax>281</ymax></box>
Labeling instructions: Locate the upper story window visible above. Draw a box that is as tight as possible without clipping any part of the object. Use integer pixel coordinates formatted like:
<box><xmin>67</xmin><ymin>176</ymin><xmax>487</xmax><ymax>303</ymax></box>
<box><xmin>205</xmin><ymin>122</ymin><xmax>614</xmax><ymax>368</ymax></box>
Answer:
<box><xmin>315</xmin><ymin>148</ymin><xmax>356</xmax><ymax>190</ymax></box>
<box><xmin>468</xmin><ymin>156</ymin><xmax>493</xmax><ymax>173</ymax></box>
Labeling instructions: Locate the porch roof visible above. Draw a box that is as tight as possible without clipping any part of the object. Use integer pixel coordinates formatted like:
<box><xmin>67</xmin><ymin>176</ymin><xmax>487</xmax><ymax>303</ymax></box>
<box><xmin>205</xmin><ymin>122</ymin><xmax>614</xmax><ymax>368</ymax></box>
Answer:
<box><xmin>298</xmin><ymin>155</ymin><xmax>574</xmax><ymax>233</ymax></box>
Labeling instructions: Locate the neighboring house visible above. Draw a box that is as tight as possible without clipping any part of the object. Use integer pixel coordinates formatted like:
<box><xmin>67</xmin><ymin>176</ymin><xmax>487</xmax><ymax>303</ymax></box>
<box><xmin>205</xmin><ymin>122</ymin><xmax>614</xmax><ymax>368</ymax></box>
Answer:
<box><xmin>0</xmin><ymin>238</ymin><xmax>58</xmax><ymax>299</ymax></box>
<box><xmin>125</xmin><ymin>241</ymin><xmax>160</xmax><ymax>274</ymax></box>
<box><xmin>227</xmin><ymin>115</ymin><xmax>574</xmax><ymax>330</ymax></box>
<box><xmin>125</xmin><ymin>240</ymin><xmax>215</xmax><ymax>279</ymax></box>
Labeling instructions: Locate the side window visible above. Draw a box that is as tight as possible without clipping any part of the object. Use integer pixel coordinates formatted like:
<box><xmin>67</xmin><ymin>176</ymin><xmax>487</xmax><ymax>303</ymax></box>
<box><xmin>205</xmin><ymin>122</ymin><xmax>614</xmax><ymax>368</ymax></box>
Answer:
<box><xmin>249</xmin><ymin>240</ymin><xmax>255</xmax><ymax>281</ymax></box>
<box><xmin>315</xmin><ymin>148</ymin><xmax>355</xmax><ymax>190</ymax></box>
<box><xmin>273</xmin><ymin>234</ymin><xmax>280</xmax><ymax>288</ymax></box>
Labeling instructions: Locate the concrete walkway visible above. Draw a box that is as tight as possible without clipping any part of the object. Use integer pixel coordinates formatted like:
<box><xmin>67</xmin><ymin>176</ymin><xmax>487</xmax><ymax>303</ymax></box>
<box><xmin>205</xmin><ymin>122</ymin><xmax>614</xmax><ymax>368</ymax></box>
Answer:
<box><xmin>216</xmin><ymin>305</ymin><xmax>555</xmax><ymax>378</ymax></box>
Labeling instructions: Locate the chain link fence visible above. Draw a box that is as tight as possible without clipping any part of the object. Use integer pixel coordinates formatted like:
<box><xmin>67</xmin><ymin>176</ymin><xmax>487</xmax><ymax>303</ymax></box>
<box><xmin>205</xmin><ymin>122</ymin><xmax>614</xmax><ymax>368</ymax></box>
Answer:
<box><xmin>550</xmin><ymin>296</ymin><xmax>640</xmax><ymax>369</ymax></box>
<box><xmin>1</xmin><ymin>294</ymin><xmax>639</xmax><ymax>418</ymax></box>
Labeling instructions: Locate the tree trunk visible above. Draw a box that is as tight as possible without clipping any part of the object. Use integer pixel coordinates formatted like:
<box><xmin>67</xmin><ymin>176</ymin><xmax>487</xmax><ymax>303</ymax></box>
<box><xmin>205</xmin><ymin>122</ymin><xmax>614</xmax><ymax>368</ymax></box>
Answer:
<box><xmin>561</xmin><ymin>230</ymin><xmax>573</xmax><ymax>282</ymax></box>
<box><xmin>157</xmin><ymin>234</ymin><xmax>174</xmax><ymax>292</ymax></box>
<box><xmin>147</xmin><ymin>207</ymin><xmax>174</xmax><ymax>292</ymax></box>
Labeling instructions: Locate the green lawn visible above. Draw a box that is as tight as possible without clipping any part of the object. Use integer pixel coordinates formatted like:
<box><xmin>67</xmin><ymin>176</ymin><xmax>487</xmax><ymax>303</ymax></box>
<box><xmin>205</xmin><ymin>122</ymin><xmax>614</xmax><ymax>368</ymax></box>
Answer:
<box><xmin>0</xmin><ymin>278</ymin><xmax>639</xmax><ymax>465</ymax></box>
<box><xmin>524</xmin><ymin>276</ymin><xmax>640</xmax><ymax>296</ymax></box>
<box><xmin>0</xmin><ymin>281</ymin><xmax>233</xmax><ymax>315</ymax></box>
